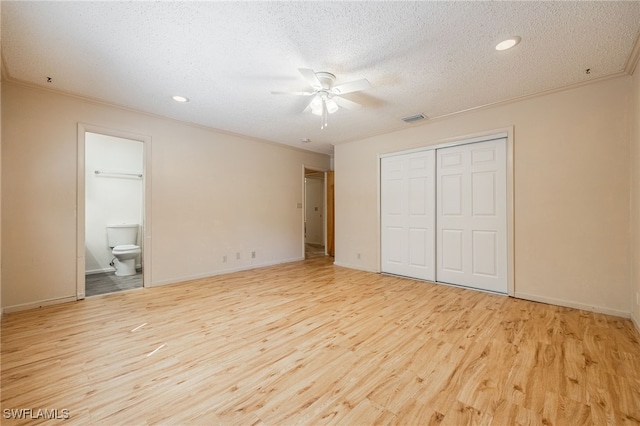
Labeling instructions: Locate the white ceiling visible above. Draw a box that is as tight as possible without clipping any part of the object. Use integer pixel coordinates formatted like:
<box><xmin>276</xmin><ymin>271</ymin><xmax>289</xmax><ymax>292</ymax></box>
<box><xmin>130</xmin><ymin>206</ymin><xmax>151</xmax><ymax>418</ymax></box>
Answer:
<box><xmin>3</xmin><ymin>1</ymin><xmax>640</xmax><ymax>156</ymax></box>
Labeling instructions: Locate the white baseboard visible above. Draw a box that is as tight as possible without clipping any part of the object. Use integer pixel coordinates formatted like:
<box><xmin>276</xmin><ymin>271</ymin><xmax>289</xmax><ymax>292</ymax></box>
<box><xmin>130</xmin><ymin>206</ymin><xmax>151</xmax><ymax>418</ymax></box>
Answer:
<box><xmin>149</xmin><ymin>257</ymin><xmax>305</xmax><ymax>287</ymax></box>
<box><xmin>514</xmin><ymin>291</ymin><xmax>630</xmax><ymax>318</ymax></box>
<box><xmin>330</xmin><ymin>265</ymin><xmax>633</xmax><ymax>320</ymax></box>
<box><xmin>2</xmin><ymin>259</ymin><xmax>305</xmax><ymax>313</ymax></box>
<box><xmin>3</xmin><ymin>296</ymin><xmax>78</xmax><ymax>314</ymax></box>
<box><xmin>332</xmin><ymin>261</ymin><xmax>380</xmax><ymax>273</ymax></box>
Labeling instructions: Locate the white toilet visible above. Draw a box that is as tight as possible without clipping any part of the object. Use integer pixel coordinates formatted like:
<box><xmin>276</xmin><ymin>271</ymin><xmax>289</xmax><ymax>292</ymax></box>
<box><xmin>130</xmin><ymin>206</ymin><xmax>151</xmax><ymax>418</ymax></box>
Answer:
<box><xmin>106</xmin><ymin>224</ymin><xmax>141</xmax><ymax>276</ymax></box>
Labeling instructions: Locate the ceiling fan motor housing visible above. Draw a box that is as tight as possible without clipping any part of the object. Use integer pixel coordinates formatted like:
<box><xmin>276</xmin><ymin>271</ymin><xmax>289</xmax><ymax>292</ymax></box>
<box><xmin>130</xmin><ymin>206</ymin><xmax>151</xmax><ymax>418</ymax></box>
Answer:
<box><xmin>315</xmin><ymin>72</ymin><xmax>336</xmax><ymax>89</ymax></box>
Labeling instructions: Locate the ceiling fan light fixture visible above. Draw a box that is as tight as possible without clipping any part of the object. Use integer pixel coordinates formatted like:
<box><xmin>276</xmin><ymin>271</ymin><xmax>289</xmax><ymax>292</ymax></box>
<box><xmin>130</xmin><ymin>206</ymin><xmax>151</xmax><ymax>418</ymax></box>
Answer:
<box><xmin>272</xmin><ymin>68</ymin><xmax>370</xmax><ymax>130</ymax></box>
<box><xmin>310</xmin><ymin>96</ymin><xmax>323</xmax><ymax>116</ymax></box>
<box><xmin>495</xmin><ymin>36</ymin><xmax>521</xmax><ymax>51</ymax></box>
<box><xmin>310</xmin><ymin>95</ymin><xmax>338</xmax><ymax>116</ymax></box>
<box><xmin>326</xmin><ymin>98</ymin><xmax>339</xmax><ymax>114</ymax></box>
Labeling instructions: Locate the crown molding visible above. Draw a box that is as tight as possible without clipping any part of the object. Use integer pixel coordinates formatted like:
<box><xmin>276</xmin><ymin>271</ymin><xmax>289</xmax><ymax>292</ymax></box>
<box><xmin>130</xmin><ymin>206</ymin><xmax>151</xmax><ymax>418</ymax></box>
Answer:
<box><xmin>1</xmin><ymin>54</ymin><xmax>9</xmax><ymax>83</ymax></box>
<box><xmin>2</xmin><ymin>77</ymin><xmax>331</xmax><ymax>158</ymax></box>
<box><xmin>333</xmin><ymin>71</ymin><xmax>628</xmax><ymax>146</ymax></box>
<box><xmin>625</xmin><ymin>30</ymin><xmax>640</xmax><ymax>76</ymax></box>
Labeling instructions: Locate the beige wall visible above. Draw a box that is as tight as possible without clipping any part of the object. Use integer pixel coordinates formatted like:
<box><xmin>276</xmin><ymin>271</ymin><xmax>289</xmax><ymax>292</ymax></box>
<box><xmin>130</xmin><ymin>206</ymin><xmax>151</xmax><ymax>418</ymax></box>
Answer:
<box><xmin>1</xmin><ymin>82</ymin><xmax>329</xmax><ymax>310</ymax></box>
<box><xmin>632</xmin><ymin>67</ymin><xmax>640</xmax><ymax>328</ymax></box>
<box><xmin>335</xmin><ymin>76</ymin><xmax>631</xmax><ymax>316</ymax></box>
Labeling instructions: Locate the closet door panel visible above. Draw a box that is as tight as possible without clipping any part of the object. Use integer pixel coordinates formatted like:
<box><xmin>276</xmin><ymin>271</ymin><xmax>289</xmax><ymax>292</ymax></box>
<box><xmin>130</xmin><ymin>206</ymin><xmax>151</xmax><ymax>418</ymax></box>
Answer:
<box><xmin>472</xmin><ymin>230</ymin><xmax>498</xmax><ymax>276</ymax></box>
<box><xmin>437</xmin><ymin>138</ymin><xmax>507</xmax><ymax>293</ymax></box>
<box><xmin>441</xmin><ymin>229</ymin><xmax>464</xmax><ymax>272</ymax></box>
<box><xmin>381</xmin><ymin>151</ymin><xmax>436</xmax><ymax>281</ymax></box>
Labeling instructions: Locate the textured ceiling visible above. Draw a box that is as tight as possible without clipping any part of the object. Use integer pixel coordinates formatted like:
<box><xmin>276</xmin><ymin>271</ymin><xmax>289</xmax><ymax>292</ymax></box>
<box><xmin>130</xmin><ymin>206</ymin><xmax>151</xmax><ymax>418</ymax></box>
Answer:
<box><xmin>3</xmin><ymin>1</ymin><xmax>640</xmax><ymax>156</ymax></box>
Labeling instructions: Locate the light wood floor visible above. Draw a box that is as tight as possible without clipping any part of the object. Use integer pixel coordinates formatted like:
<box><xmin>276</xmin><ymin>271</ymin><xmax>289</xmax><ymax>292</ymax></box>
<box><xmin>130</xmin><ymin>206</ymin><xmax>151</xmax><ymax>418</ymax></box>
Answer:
<box><xmin>2</xmin><ymin>257</ymin><xmax>639</xmax><ymax>425</ymax></box>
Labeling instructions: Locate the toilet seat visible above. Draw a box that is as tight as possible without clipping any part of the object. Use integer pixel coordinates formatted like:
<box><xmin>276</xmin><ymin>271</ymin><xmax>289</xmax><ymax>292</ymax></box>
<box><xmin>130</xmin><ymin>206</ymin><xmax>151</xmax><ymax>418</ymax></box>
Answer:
<box><xmin>112</xmin><ymin>244</ymin><xmax>140</xmax><ymax>254</ymax></box>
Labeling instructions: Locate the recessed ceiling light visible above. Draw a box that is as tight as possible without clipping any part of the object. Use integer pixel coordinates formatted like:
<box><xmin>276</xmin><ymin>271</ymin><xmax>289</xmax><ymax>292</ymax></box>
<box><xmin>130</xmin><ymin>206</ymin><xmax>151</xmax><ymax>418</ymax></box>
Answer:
<box><xmin>172</xmin><ymin>95</ymin><xmax>189</xmax><ymax>103</ymax></box>
<box><xmin>495</xmin><ymin>36</ymin><xmax>521</xmax><ymax>51</ymax></box>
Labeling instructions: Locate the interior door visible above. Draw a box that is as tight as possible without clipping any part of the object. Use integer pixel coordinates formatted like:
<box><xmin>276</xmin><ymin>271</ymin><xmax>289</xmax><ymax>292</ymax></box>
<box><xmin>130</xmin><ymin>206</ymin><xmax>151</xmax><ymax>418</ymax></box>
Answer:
<box><xmin>436</xmin><ymin>138</ymin><xmax>507</xmax><ymax>293</ymax></box>
<box><xmin>381</xmin><ymin>150</ymin><xmax>436</xmax><ymax>281</ymax></box>
<box><xmin>326</xmin><ymin>171</ymin><xmax>335</xmax><ymax>256</ymax></box>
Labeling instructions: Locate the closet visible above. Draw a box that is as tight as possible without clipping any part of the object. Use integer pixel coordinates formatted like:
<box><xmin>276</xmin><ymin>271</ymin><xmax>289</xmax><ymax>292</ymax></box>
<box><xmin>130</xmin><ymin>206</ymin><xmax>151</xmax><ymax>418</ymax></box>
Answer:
<box><xmin>381</xmin><ymin>136</ymin><xmax>508</xmax><ymax>293</ymax></box>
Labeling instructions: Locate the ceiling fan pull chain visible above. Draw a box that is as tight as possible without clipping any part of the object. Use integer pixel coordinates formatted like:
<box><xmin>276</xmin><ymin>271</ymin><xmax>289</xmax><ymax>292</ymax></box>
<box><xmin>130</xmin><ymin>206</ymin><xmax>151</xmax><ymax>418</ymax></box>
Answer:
<box><xmin>321</xmin><ymin>98</ymin><xmax>328</xmax><ymax>130</ymax></box>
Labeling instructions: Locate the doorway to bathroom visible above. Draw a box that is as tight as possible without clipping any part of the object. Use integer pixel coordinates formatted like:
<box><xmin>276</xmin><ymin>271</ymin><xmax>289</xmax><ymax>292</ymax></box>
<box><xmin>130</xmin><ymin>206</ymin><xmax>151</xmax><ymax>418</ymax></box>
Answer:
<box><xmin>304</xmin><ymin>168</ymin><xmax>327</xmax><ymax>259</ymax></box>
<box><xmin>76</xmin><ymin>125</ymin><xmax>152</xmax><ymax>299</ymax></box>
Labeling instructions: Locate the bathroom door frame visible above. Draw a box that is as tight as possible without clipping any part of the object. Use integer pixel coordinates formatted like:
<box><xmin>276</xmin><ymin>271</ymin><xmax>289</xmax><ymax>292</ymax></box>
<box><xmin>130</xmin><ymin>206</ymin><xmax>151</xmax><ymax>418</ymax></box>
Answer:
<box><xmin>76</xmin><ymin>123</ymin><xmax>152</xmax><ymax>299</ymax></box>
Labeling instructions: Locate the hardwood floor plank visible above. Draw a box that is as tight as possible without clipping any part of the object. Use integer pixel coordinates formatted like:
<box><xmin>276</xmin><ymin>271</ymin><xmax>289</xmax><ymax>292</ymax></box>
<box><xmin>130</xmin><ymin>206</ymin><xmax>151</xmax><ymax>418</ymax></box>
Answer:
<box><xmin>2</xmin><ymin>257</ymin><xmax>640</xmax><ymax>425</ymax></box>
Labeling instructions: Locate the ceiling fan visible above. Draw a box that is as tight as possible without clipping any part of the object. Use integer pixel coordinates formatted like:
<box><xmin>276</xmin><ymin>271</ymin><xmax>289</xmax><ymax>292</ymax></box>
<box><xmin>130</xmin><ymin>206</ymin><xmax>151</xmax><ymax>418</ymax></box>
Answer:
<box><xmin>271</xmin><ymin>68</ymin><xmax>371</xmax><ymax>130</ymax></box>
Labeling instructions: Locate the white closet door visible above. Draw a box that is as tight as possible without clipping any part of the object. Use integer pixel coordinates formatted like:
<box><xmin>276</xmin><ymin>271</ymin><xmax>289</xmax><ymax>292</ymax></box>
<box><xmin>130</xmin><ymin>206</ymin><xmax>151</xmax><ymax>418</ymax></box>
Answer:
<box><xmin>436</xmin><ymin>138</ymin><xmax>507</xmax><ymax>293</ymax></box>
<box><xmin>381</xmin><ymin>150</ymin><xmax>436</xmax><ymax>281</ymax></box>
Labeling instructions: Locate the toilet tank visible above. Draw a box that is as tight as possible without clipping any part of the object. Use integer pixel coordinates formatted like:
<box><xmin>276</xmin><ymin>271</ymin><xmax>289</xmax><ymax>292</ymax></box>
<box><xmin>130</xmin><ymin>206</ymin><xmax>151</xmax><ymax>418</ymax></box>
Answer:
<box><xmin>106</xmin><ymin>224</ymin><xmax>139</xmax><ymax>247</ymax></box>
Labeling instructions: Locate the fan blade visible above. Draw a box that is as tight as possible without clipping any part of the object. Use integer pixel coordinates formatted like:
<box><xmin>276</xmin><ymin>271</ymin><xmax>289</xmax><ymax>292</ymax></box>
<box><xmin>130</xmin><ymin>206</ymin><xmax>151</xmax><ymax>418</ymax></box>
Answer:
<box><xmin>298</xmin><ymin>68</ymin><xmax>323</xmax><ymax>90</ymax></box>
<box><xmin>331</xmin><ymin>78</ymin><xmax>371</xmax><ymax>95</ymax></box>
<box><xmin>302</xmin><ymin>96</ymin><xmax>315</xmax><ymax>113</ymax></box>
<box><xmin>271</xmin><ymin>91</ymin><xmax>316</xmax><ymax>96</ymax></box>
<box><xmin>333</xmin><ymin>96</ymin><xmax>363</xmax><ymax>110</ymax></box>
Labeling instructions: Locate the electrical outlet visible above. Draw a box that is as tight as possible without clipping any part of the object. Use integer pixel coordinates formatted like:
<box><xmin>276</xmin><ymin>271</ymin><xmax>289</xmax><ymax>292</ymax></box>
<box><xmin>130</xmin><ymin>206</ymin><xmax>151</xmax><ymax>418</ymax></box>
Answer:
<box><xmin>251</xmin><ymin>251</ymin><xmax>256</xmax><ymax>259</ymax></box>
<box><xmin>357</xmin><ymin>253</ymin><xmax>361</xmax><ymax>260</ymax></box>
<box><xmin>223</xmin><ymin>255</ymin><xmax>227</xmax><ymax>263</ymax></box>
<box><xmin>236</xmin><ymin>252</ymin><xmax>241</xmax><ymax>260</ymax></box>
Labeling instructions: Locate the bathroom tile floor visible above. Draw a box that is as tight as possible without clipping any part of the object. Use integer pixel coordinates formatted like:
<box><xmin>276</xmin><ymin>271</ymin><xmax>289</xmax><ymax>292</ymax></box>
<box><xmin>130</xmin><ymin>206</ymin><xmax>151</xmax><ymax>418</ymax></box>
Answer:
<box><xmin>305</xmin><ymin>243</ymin><xmax>326</xmax><ymax>258</ymax></box>
<box><xmin>85</xmin><ymin>271</ymin><xmax>142</xmax><ymax>297</ymax></box>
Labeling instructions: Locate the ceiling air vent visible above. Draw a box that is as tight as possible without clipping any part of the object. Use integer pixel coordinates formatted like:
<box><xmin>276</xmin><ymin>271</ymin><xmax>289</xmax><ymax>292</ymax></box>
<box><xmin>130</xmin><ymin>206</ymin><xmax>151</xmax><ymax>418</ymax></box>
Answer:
<box><xmin>401</xmin><ymin>113</ymin><xmax>427</xmax><ymax>123</ymax></box>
